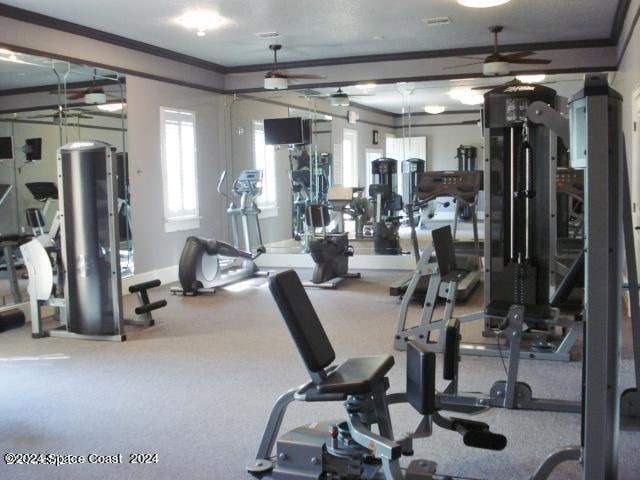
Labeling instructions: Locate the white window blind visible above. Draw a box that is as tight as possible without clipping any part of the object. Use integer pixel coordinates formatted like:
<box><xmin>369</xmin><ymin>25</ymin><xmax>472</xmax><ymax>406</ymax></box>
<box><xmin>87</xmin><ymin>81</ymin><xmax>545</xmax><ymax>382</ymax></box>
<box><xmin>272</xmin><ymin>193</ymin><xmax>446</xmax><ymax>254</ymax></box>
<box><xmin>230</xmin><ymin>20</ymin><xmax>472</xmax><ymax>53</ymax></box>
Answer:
<box><xmin>253</xmin><ymin>122</ymin><xmax>277</xmax><ymax>214</ymax></box>
<box><xmin>160</xmin><ymin>107</ymin><xmax>199</xmax><ymax>232</ymax></box>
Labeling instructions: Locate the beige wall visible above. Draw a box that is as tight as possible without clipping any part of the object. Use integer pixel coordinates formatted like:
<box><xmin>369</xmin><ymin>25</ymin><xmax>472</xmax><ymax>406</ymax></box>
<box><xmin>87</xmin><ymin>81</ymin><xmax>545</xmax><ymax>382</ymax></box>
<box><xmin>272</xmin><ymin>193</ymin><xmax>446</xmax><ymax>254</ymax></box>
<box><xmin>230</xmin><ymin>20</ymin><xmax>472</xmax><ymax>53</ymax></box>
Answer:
<box><xmin>126</xmin><ymin>76</ymin><xmax>226</xmax><ymax>273</ymax></box>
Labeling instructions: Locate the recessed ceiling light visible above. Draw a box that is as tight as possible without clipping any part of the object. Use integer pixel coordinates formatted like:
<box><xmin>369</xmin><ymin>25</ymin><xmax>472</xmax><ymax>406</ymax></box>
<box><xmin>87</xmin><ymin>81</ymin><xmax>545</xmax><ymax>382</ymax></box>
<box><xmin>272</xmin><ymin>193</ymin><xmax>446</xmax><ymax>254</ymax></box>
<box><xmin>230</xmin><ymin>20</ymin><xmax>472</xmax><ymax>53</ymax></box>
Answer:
<box><xmin>177</xmin><ymin>9</ymin><xmax>227</xmax><ymax>36</ymax></box>
<box><xmin>424</xmin><ymin>106</ymin><xmax>446</xmax><ymax>114</ymax></box>
<box><xmin>516</xmin><ymin>74</ymin><xmax>546</xmax><ymax>83</ymax></box>
<box><xmin>449</xmin><ymin>88</ymin><xmax>484</xmax><ymax>106</ymax></box>
<box><xmin>457</xmin><ymin>0</ymin><xmax>511</xmax><ymax>7</ymax></box>
<box><xmin>460</xmin><ymin>94</ymin><xmax>484</xmax><ymax>105</ymax></box>
<box><xmin>372</xmin><ymin>35</ymin><xmax>385</xmax><ymax>40</ymax></box>
<box><xmin>97</xmin><ymin>103</ymin><xmax>125</xmax><ymax>112</ymax></box>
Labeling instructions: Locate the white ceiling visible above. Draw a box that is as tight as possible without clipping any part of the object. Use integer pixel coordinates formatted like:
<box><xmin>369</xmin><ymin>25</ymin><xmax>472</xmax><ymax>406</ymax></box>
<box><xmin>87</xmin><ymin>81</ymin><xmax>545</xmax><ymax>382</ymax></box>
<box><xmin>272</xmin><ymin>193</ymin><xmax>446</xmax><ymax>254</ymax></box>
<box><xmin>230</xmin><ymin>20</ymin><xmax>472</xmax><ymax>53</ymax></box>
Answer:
<box><xmin>294</xmin><ymin>73</ymin><xmax>588</xmax><ymax>114</ymax></box>
<box><xmin>1</xmin><ymin>0</ymin><xmax>620</xmax><ymax>67</ymax></box>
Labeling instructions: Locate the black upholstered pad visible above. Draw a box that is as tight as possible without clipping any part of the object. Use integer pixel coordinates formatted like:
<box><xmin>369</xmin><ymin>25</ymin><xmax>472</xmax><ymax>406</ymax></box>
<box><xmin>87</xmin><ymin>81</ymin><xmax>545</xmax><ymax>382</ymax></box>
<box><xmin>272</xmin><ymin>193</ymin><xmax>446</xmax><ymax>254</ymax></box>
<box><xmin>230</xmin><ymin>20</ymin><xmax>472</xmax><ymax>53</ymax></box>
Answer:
<box><xmin>269</xmin><ymin>270</ymin><xmax>336</xmax><ymax>373</ymax></box>
<box><xmin>432</xmin><ymin>226</ymin><xmax>457</xmax><ymax>275</ymax></box>
<box><xmin>317</xmin><ymin>355</ymin><xmax>395</xmax><ymax>395</ymax></box>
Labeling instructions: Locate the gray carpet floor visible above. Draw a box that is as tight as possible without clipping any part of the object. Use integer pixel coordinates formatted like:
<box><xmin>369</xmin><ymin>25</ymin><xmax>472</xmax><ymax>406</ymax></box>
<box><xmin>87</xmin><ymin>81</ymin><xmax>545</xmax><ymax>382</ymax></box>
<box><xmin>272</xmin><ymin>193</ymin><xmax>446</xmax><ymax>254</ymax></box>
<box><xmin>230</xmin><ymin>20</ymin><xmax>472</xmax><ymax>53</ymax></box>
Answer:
<box><xmin>0</xmin><ymin>270</ymin><xmax>638</xmax><ymax>480</ymax></box>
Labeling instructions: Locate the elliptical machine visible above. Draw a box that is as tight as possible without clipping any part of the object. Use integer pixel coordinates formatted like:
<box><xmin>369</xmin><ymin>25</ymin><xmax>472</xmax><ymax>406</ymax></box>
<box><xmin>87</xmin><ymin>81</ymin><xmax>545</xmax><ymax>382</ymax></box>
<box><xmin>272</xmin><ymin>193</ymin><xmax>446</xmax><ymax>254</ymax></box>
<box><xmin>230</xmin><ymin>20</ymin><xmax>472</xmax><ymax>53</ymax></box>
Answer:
<box><xmin>171</xmin><ymin>170</ymin><xmax>266</xmax><ymax>295</ymax></box>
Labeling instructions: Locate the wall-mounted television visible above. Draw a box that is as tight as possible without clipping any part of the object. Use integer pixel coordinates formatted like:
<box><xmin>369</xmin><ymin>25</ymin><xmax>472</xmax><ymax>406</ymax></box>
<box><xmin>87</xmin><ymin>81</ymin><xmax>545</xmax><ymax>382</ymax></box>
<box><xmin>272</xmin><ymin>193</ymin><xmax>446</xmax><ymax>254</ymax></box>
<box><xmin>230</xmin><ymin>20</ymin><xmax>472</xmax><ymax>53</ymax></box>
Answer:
<box><xmin>264</xmin><ymin>117</ymin><xmax>311</xmax><ymax>145</ymax></box>
<box><xmin>0</xmin><ymin>137</ymin><xmax>13</xmax><ymax>160</ymax></box>
<box><xmin>25</xmin><ymin>138</ymin><xmax>42</xmax><ymax>161</ymax></box>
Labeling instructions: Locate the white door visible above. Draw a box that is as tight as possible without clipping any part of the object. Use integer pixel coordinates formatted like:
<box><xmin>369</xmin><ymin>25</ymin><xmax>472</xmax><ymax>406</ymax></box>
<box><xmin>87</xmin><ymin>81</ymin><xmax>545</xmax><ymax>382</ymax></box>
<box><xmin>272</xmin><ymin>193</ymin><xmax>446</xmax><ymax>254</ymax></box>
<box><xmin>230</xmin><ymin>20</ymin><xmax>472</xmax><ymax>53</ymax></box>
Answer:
<box><xmin>342</xmin><ymin>129</ymin><xmax>358</xmax><ymax>187</ymax></box>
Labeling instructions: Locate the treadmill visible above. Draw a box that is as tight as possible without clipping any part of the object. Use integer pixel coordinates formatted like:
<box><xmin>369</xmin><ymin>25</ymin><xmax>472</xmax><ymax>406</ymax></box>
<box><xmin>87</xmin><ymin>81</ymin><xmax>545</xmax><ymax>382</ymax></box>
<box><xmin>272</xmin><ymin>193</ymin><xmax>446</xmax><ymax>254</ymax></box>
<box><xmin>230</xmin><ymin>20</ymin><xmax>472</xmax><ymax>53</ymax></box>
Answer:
<box><xmin>388</xmin><ymin>170</ymin><xmax>483</xmax><ymax>301</ymax></box>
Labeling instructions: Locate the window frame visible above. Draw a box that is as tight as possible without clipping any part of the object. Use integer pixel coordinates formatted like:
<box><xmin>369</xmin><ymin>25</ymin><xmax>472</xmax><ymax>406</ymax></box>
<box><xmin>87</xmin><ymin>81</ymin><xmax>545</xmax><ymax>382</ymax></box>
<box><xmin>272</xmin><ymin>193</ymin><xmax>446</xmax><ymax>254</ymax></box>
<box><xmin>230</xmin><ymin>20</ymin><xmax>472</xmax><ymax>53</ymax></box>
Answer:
<box><xmin>159</xmin><ymin>106</ymin><xmax>200</xmax><ymax>233</ymax></box>
<box><xmin>252</xmin><ymin>121</ymin><xmax>278</xmax><ymax>219</ymax></box>
<box><xmin>342</xmin><ymin>128</ymin><xmax>359</xmax><ymax>187</ymax></box>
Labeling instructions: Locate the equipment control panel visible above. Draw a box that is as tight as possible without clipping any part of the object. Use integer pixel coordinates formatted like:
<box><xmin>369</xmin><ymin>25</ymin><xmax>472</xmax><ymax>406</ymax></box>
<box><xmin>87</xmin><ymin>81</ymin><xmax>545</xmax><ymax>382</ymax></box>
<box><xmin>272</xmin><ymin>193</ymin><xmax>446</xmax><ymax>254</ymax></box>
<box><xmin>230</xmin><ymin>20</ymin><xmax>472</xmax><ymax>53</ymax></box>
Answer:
<box><xmin>235</xmin><ymin>169</ymin><xmax>263</xmax><ymax>194</ymax></box>
<box><xmin>416</xmin><ymin>170</ymin><xmax>483</xmax><ymax>204</ymax></box>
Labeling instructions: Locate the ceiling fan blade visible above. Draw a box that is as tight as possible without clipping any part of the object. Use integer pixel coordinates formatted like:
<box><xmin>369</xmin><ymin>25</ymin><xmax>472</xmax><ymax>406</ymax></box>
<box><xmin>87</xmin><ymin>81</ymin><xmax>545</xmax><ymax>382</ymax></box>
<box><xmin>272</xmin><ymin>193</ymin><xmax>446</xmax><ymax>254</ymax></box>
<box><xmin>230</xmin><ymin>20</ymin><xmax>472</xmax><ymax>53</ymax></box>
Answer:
<box><xmin>502</xmin><ymin>51</ymin><xmax>535</xmax><ymax>60</ymax></box>
<box><xmin>443</xmin><ymin>61</ymin><xmax>485</xmax><ymax>70</ymax></box>
<box><xmin>347</xmin><ymin>93</ymin><xmax>375</xmax><ymax>97</ymax></box>
<box><xmin>455</xmin><ymin>55</ymin><xmax>486</xmax><ymax>61</ymax></box>
<box><xmin>510</xmin><ymin>58</ymin><xmax>551</xmax><ymax>65</ymax></box>
<box><xmin>67</xmin><ymin>92</ymin><xmax>86</xmax><ymax>100</ymax></box>
<box><xmin>286</xmin><ymin>73</ymin><xmax>327</xmax><ymax>80</ymax></box>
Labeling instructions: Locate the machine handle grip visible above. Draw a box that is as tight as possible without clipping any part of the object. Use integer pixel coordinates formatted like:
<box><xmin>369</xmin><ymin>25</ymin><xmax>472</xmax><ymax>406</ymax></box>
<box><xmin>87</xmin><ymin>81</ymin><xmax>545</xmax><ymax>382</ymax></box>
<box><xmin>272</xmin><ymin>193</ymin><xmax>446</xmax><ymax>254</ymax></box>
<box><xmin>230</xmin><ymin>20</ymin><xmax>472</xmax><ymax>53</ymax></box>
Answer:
<box><xmin>451</xmin><ymin>417</ymin><xmax>507</xmax><ymax>451</ymax></box>
<box><xmin>460</xmin><ymin>429</ymin><xmax>507</xmax><ymax>451</ymax></box>
<box><xmin>129</xmin><ymin>279</ymin><xmax>161</xmax><ymax>293</ymax></box>
<box><xmin>134</xmin><ymin>300</ymin><xmax>167</xmax><ymax>315</ymax></box>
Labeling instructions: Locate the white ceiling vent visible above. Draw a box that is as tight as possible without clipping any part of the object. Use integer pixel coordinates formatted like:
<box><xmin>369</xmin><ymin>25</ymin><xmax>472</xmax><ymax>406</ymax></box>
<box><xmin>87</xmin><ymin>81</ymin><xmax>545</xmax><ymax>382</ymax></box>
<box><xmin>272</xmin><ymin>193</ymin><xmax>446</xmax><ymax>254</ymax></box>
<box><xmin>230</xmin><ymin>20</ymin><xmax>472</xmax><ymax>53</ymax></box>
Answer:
<box><xmin>254</xmin><ymin>32</ymin><xmax>281</xmax><ymax>38</ymax></box>
<box><xmin>422</xmin><ymin>17</ymin><xmax>452</xmax><ymax>26</ymax></box>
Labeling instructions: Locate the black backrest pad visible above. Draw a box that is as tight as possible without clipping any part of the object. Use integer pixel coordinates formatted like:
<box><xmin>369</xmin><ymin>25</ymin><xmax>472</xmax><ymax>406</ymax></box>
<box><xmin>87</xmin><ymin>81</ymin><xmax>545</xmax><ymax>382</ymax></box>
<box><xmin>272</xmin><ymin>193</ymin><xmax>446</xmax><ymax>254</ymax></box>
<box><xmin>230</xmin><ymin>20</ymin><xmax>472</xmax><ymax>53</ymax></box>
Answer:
<box><xmin>406</xmin><ymin>341</ymin><xmax>436</xmax><ymax>415</ymax></box>
<box><xmin>269</xmin><ymin>270</ymin><xmax>336</xmax><ymax>372</ymax></box>
<box><xmin>432</xmin><ymin>225</ymin><xmax>456</xmax><ymax>275</ymax></box>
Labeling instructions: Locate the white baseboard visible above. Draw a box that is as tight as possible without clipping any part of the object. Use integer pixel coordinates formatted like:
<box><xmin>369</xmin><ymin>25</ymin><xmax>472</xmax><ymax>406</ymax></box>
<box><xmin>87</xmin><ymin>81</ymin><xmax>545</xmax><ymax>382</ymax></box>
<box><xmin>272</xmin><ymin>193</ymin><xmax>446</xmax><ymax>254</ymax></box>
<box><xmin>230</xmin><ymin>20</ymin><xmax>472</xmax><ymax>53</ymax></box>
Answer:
<box><xmin>122</xmin><ymin>265</ymin><xmax>179</xmax><ymax>292</ymax></box>
<box><xmin>256</xmin><ymin>253</ymin><xmax>415</xmax><ymax>271</ymax></box>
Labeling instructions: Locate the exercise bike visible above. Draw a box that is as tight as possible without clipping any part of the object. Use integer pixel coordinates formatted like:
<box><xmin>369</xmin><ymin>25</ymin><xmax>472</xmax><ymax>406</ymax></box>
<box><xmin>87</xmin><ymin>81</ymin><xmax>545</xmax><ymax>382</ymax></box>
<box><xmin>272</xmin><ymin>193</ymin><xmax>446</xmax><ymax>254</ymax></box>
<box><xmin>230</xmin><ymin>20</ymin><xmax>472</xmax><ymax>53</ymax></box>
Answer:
<box><xmin>171</xmin><ymin>170</ymin><xmax>266</xmax><ymax>296</ymax></box>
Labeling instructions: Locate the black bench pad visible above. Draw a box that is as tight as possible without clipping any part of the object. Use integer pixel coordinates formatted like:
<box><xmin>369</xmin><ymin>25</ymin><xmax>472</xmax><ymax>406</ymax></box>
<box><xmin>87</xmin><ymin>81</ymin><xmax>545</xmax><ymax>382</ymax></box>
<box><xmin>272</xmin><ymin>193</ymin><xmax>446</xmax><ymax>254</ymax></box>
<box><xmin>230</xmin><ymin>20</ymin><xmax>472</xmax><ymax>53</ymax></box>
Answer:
<box><xmin>318</xmin><ymin>355</ymin><xmax>395</xmax><ymax>395</ymax></box>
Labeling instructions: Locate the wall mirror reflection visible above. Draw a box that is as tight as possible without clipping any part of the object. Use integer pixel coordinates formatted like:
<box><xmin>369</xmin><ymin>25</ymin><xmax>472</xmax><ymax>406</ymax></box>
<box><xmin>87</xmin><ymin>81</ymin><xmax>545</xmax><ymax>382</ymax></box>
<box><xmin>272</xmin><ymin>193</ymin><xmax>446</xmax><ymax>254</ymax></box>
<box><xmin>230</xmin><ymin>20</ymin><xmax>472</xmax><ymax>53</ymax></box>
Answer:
<box><xmin>232</xmin><ymin>75</ymin><xmax>587</xmax><ymax>265</ymax></box>
<box><xmin>0</xmin><ymin>50</ymin><xmax>130</xmax><ymax>308</ymax></box>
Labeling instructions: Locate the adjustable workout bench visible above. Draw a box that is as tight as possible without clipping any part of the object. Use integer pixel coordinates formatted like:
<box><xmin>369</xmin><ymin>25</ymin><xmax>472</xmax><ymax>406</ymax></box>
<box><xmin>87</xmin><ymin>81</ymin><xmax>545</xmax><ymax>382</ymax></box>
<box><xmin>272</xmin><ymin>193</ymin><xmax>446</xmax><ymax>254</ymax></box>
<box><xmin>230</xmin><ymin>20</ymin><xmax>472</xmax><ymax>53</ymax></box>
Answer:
<box><xmin>247</xmin><ymin>270</ymin><xmax>505</xmax><ymax>479</ymax></box>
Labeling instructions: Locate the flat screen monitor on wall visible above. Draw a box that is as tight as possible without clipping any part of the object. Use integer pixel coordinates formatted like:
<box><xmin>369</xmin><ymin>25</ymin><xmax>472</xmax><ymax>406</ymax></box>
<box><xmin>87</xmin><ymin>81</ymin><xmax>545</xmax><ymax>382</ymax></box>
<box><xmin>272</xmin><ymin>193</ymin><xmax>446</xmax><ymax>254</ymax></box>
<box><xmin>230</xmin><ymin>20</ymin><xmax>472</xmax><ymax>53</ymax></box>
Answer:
<box><xmin>264</xmin><ymin>117</ymin><xmax>311</xmax><ymax>145</ymax></box>
<box><xmin>0</xmin><ymin>137</ymin><xmax>13</xmax><ymax>160</ymax></box>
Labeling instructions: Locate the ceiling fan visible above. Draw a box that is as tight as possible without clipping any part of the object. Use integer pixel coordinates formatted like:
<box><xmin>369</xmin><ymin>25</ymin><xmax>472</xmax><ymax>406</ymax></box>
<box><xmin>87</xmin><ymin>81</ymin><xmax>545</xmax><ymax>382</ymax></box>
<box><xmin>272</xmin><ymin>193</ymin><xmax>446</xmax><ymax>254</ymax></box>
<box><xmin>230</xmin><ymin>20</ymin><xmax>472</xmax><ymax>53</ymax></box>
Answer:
<box><xmin>264</xmin><ymin>44</ymin><xmax>326</xmax><ymax>90</ymax></box>
<box><xmin>28</xmin><ymin>109</ymin><xmax>93</xmax><ymax>121</ymax></box>
<box><xmin>447</xmin><ymin>26</ymin><xmax>551</xmax><ymax>76</ymax></box>
<box><xmin>302</xmin><ymin>88</ymin><xmax>373</xmax><ymax>107</ymax></box>
<box><xmin>51</xmin><ymin>70</ymin><xmax>121</xmax><ymax>104</ymax></box>
<box><xmin>470</xmin><ymin>77</ymin><xmax>555</xmax><ymax>91</ymax></box>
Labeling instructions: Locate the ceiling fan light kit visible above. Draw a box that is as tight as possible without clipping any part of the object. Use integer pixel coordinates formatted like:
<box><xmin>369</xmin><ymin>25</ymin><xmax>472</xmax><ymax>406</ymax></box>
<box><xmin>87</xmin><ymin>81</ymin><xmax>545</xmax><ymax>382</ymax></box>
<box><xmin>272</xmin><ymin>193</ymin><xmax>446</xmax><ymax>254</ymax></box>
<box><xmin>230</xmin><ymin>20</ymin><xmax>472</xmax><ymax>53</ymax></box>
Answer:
<box><xmin>483</xmin><ymin>60</ymin><xmax>510</xmax><ymax>76</ymax></box>
<box><xmin>97</xmin><ymin>102</ymin><xmax>125</xmax><ymax>112</ymax></box>
<box><xmin>331</xmin><ymin>95</ymin><xmax>350</xmax><ymax>107</ymax></box>
<box><xmin>264</xmin><ymin>76</ymin><xmax>288</xmax><ymax>90</ymax></box>
<box><xmin>424</xmin><ymin>106</ymin><xmax>446</xmax><ymax>114</ymax></box>
<box><xmin>84</xmin><ymin>92</ymin><xmax>107</xmax><ymax>104</ymax></box>
<box><xmin>516</xmin><ymin>74</ymin><xmax>546</xmax><ymax>83</ymax></box>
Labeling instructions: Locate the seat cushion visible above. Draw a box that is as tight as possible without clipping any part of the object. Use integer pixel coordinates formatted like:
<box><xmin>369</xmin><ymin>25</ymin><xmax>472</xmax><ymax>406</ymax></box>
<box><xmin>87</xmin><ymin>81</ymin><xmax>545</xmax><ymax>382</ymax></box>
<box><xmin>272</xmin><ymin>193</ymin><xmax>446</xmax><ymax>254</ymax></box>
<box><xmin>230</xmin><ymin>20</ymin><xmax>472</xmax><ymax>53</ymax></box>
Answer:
<box><xmin>317</xmin><ymin>355</ymin><xmax>395</xmax><ymax>395</ymax></box>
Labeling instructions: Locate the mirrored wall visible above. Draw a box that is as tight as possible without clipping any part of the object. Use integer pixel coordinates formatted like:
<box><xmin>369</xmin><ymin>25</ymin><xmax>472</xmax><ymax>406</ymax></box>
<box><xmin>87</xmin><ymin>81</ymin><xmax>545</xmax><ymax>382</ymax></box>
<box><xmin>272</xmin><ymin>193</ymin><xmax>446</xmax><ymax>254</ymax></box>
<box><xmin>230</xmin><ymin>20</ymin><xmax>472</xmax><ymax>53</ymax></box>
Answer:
<box><xmin>0</xmin><ymin>50</ymin><xmax>131</xmax><ymax>307</ymax></box>
<box><xmin>229</xmin><ymin>75</ymin><xmax>587</xmax><ymax>260</ymax></box>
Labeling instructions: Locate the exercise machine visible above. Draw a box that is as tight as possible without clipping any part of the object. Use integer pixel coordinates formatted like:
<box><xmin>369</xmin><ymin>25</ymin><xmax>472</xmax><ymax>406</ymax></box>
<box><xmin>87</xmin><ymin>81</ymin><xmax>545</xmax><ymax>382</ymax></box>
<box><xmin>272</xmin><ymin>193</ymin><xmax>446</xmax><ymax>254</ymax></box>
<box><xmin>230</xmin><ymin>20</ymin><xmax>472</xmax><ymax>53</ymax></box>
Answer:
<box><xmin>289</xmin><ymin>169</ymin><xmax>310</xmax><ymax>242</ymax></box>
<box><xmin>24</xmin><ymin>182</ymin><xmax>60</xmax><ymax>238</ymax></box>
<box><xmin>389</xmin><ymin>170</ymin><xmax>483</xmax><ymax>301</ymax></box>
<box><xmin>247</xmin><ymin>270</ymin><xmax>506</xmax><ymax>480</ymax></box>
<box><xmin>303</xmin><ymin>203</ymin><xmax>360</xmax><ymax>289</ymax></box>
<box><xmin>20</xmin><ymin>141</ymin><xmax>165</xmax><ymax>341</ymax></box>
<box><xmin>369</xmin><ymin>158</ymin><xmax>403</xmax><ymax>255</ymax></box>
<box><xmin>455</xmin><ymin>145</ymin><xmax>477</xmax><ymax>221</ymax></box>
<box><xmin>527</xmin><ymin>73</ymin><xmax>639</xmax><ymax>480</ymax></box>
<box><xmin>171</xmin><ymin>170</ymin><xmax>266</xmax><ymax>295</ymax></box>
<box><xmin>401</xmin><ymin>157</ymin><xmax>425</xmax><ymax>207</ymax></box>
